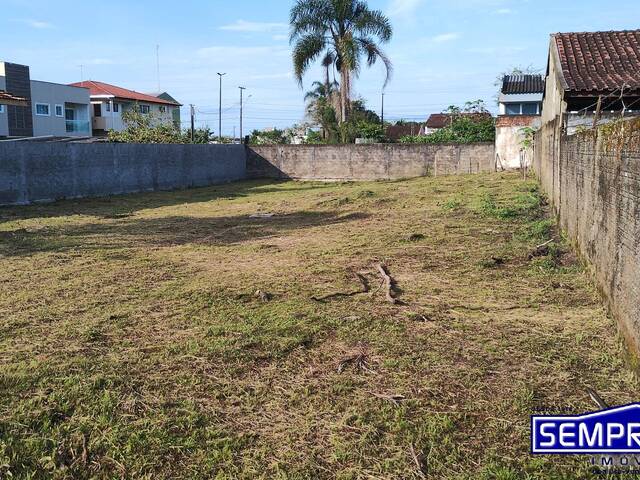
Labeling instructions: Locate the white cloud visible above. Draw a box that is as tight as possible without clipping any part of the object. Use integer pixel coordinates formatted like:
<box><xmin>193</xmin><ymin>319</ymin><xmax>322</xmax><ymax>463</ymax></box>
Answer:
<box><xmin>197</xmin><ymin>45</ymin><xmax>289</xmax><ymax>59</ymax></box>
<box><xmin>89</xmin><ymin>58</ymin><xmax>115</xmax><ymax>65</ymax></box>
<box><xmin>467</xmin><ymin>46</ymin><xmax>526</xmax><ymax>55</ymax></box>
<box><xmin>272</xmin><ymin>34</ymin><xmax>289</xmax><ymax>41</ymax></box>
<box><xmin>495</xmin><ymin>8</ymin><xmax>513</xmax><ymax>14</ymax></box>
<box><xmin>14</xmin><ymin>19</ymin><xmax>54</xmax><ymax>29</ymax></box>
<box><xmin>431</xmin><ymin>32</ymin><xmax>460</xmax><ymax>43</ymax></box>
<box><xmin>387</xmin><ymin>0</ymin><xmax>425</xmax><ymax>17</ymax></box>
<box><xmin>247</xmin><ymin>72</ymin><xmax>293</xmax><ymax>80</ymax></box>
<box><xmin>219</xmin><ymin>20</ymin><xmax>288</xmax><ymax>33</ymax></box>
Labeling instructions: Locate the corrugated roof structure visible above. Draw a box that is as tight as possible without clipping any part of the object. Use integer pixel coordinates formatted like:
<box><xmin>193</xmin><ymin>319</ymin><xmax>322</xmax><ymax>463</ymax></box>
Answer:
<box><xmin>501</xmin><ymin>75</ymin><xmax>545</xmax><ymax>95</ymax></box>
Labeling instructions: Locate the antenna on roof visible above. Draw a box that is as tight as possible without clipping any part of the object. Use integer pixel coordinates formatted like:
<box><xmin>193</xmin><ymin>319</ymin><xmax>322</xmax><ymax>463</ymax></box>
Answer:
<box><xmin>156</xmin><ymin>44</ymin><xmax>161</xmax><ymax>92</ymax></box>
<box><xmin>78</xmin><ymin>64</ymin><xmax>84</xmax><ymax>82</ymax></box>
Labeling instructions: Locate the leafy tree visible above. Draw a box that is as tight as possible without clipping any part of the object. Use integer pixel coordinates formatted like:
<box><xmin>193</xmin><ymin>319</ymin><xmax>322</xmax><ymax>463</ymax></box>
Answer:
<box><xmin>305</xmin><ymin>80</ymin><xmax>340</xmax><ymax>141</ymax></box>
<box><xmin>290</xmin><ymin>0</ymin><xmax>393</xmax><ymax>123</ymax></box>
<box><xmin>109</xmin><ymin>109</ymin><xmax>183</xmax><ymax>144</ymax></box>
<box><xmin>462</xmin><ymin>99</ymin><xmax>490</xmax><ymax>114</ymax></box>
<box><xmin>249</xmin><ymin>129</ymin><xmax>291</xmax><ymax>145</ymax></box>
<box><xmin>400</xmin><ymin>116</ymin><xmax>495</xmax><ymax>144</ymax></box>
<box><xmin>109</xmin><ymin>108</ymin><xmax>217</xmax><ymax>144</ymax></box>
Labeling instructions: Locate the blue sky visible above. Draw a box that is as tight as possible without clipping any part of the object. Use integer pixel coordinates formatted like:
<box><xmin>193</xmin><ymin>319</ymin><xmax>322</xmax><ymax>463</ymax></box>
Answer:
<box><xmin>2</xmin><ymin>0</ymin><xmax>639</xmax><ymax>135</ymax></box>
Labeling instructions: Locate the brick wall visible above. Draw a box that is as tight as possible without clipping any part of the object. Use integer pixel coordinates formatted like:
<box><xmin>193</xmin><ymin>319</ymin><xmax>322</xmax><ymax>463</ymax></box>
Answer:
<box><xmin>247</xmin><ymin>143</ymin><xmax>495</xmax><ymax>181</ymax></box>
<box><xmin>534</xmin><ymin>118</ymin><xmax>640</xmax><ymax>358</ymax></box>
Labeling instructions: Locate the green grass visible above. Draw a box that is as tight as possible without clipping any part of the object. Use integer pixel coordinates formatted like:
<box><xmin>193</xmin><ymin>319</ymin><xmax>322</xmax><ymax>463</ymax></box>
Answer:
<box><xmin>0</xmin><ymin>172</ymin><xmax>636</xmax><ymax>479</ymax></box>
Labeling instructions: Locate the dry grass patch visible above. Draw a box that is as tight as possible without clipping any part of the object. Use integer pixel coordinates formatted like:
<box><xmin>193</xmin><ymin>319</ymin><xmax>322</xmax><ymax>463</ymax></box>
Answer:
<box><xmin>0</xmin><ymin>173</ymin><xmax>637</xmax><ymax>479</ymax></box>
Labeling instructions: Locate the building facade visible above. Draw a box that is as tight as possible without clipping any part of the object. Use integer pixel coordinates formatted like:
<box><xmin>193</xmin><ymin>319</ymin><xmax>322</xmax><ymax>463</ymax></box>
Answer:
<box><xmin>495</xmin><ymin>74</ymin><xmax>544</xmax><ymax>170</ymax></box>
<box><xmin>70</xmin><ymin>81</ymin><xmax>181</xmax><ymax>136</ymax></box>
<box><xmin>0</xmin><ymin>61</ymin><xmax>91</xmax><ymax>138</ymax></box>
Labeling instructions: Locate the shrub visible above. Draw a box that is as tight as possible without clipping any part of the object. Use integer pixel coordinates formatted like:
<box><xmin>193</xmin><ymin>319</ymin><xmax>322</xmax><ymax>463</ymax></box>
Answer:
<box><xmin>400</xmin><ymin>116</ymin><xmax>495</xmax><ymax>144</ymax></box>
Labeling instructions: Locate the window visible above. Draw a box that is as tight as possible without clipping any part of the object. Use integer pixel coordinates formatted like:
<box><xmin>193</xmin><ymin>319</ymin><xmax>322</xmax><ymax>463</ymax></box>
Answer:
<box><xmin>113</xmin><ymin>103</ymin><xmax>119</xmax><ymax>113</ymax></box>
<box><xmin>0</xmin><ymin>105</ymin><xmax>4</xmax><ymax>114</ymax></box>
<box><xmin>159</xmin><ymin>106</ymin><xmax>166</xmax><ymax>113</ymax></box>
<box><xmin>106</xmin><ymin>102</ymin><xmax>111</xmax><ymax>112</ymax></box>
<box><xmin>505</xmin><ymin>103</ymin><xmax>521</xmax><ymax>115</ymax></box>
<box><xmin>93</xmin><ymin>104</ymin><xmax>102</xmax><ymax>117</ymax></box>
<box><xmin>138</xmin><ymin>104</ymin><xmax>150</xmax><ymax>114</ymax></box>
<box><xmin>55</xmin><ymin>104</ymin><xmax>64</xmax><ymax>117</ymax></box>
<box><xmin>35</xmin><ymin>103</ymin><xmax>50</xmax><ymax>116</ymax></box>
<box><xmin>522</xmin><ymin>103</ymin><xmax>539</xmax><ymax>115</ymax></box>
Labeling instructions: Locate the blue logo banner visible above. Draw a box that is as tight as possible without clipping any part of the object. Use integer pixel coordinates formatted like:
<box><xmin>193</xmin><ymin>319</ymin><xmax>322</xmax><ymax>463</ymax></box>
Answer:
<box><xmin>532</xmin><ymin>404</ymin><xmax>640</xmax><ymax>455</ymax></box>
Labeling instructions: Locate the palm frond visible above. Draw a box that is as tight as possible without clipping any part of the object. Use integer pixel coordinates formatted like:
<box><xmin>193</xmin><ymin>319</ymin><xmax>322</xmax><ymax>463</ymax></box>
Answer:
<box><xmin>356</xmin><ymin>37</ymin><xmax>393</xmax><ymax>87</ymax></box>
<box><xmin>292</xmin><ymin>34</ymin><xmax>327</xmax><ymax>86</ymax></box>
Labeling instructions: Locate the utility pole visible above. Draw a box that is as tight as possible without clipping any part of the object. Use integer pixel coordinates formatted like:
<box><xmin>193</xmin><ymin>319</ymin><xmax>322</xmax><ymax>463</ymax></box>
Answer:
<box><xmin>79</xmin><ymin>65</ymin><xmax>84</xmax><ymax>82</ymax></box>
<box><xmin>381</xmin><ymin>92</ymin><xmax>385</xmax><ymax>125</ymax></box>
<box><xmin>156</xmin><ymin>45</ymin><xmax>161</xmax><ymax>92</ymax></box>
<box><xmin>239</xmin><ymin>86</ymin><xmax>246</xmax><ymax>144</ymax></box>
<box><xmin>217</xmin><ymin>72</ymin><xmax>226</xmax><ymax>142</ymax></box>
<box><xmin>190</xmin><ymin>104</ymin><xmax>195</xmax><ymax>142</ymax></box>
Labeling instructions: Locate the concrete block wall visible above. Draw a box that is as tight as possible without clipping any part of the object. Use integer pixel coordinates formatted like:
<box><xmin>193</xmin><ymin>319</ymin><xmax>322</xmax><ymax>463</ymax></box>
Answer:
<box><xmin>247</xmin><ymin>143</ymin><xmax>495</xmax><ymax>181</ymax></box>
<box><xmin>0</xmin><ymin>143</ymin><xmax>246</xmax><ymax>205</ymax></box>
<box><xmin>534</xmin><ymin>118</ymin><xmax>640</xmax><ymax>358</ymax></box>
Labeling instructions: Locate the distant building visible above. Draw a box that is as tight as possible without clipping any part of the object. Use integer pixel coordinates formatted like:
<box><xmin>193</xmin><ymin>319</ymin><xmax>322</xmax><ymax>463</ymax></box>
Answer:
<box><xmin>0</xmin><ymin>61</ymin><xmax>91</xmax><ymax>139</ymax></box>
<box><xmin>542</xmin><ymin>30</ymin><xmax>640</xmax><ymax>134</ymax></box>
<box><xmin>495</xmin><ymin>74</ymin><xmax>544</xmax><ymax>169</ymax></box>
<box><xmin>385</xmin><ymin>122</ymin><xmax>425</xmax><ymax>141</ymax></box>
<box><xmin>146</xmin><ymin>91</ymin><xmax>182</xmax><ymax>129</ymax></box>
<box><xmin>69</xmin><ymin>81</ymin><xmax>182</xmax><ymax>136</ymax></box>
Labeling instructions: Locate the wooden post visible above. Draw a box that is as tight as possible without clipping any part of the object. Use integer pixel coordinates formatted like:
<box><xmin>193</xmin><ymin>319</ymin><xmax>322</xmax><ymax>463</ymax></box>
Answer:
<box><xmin>592</xmin><ymin>96</ymin><xmax>602</xmax><ymax>130</ymax></box>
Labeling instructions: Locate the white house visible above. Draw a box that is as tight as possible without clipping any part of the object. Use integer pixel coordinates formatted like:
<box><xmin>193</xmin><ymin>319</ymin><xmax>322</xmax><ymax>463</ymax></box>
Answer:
<box><xmin>495</xmin><ymin>74</ymin><xmax>544</xmax><ymax>170</ymax></box>
<box><xmin>69</xmin><ymin>80</ymin><xmax>182</xmax><ymax>136</ymax></box>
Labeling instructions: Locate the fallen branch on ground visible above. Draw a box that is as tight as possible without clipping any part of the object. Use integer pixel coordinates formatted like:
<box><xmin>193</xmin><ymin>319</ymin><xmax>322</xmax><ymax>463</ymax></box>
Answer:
<box><xmin>528</xmin><ymin>239</ymin><xmax>555</xmax><ymax>259</ymax></box>
<box><xmin>337</xmin><ymin>350</ymin><xmax>376</xmax><ymax>374</ymax></box>
<box><xmin>376</xmin><ymin>263</ymin><xmax>398</xmax><ymax>304</ymax></box>
<box><xmin>585</xmin><ymin>386</ymin><xmax>609</xmax><ymax>409</ymax></box>
<box><xmin>372</xmin><ymin>392</ymin><xmax>406</xmax><ymax>406</ymax></box>
<box><xmin>410</xmin><ymin>444</ymin><xmax>428</xmax><ymax>479</ymax></box>
<box><xmin>311</xmin><ymin>273</ymin><xmax>369</xmax><ymax>302</ymax></box>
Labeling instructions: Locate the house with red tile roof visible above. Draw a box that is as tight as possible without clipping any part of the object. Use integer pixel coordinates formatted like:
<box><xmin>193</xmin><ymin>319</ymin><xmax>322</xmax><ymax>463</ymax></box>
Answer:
<box><xmin>542</xmin><ymin>30</ymin><xmax>640</xmax><ymax>134</ymax></box>
<box><xmin>69</xmin><ymin>80</ymin><xmax>182</xmax><ymax>136</ymax></box>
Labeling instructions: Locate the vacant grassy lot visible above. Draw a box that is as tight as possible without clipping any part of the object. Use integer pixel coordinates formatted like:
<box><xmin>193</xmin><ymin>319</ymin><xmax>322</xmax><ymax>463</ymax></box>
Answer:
<box><xmin>0</xmin><ymin>172</ymin><xmax>637</xmax><ymax>479</ymax></box>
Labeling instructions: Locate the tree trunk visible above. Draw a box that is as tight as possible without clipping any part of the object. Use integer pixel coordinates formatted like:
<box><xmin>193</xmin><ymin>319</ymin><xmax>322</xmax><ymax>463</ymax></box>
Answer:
<box><xmin>340</xmin><ymin>69</ymin><xmax>350</xmax><ymax>123</ymax></box>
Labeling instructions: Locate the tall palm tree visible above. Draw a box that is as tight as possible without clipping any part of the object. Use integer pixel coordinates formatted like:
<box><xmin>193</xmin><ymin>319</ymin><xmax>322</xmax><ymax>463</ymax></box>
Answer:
<box><xmin>290</xmin><ymin>0</ymin><xmax>393</xmax><ymax>123</ymax></box>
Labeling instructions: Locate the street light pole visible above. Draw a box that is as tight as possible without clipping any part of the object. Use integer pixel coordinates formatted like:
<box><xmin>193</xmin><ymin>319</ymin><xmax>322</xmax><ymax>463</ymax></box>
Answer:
<box><xmin>217</xmin><ymin>72</ymin><xmax>226</xmax><ymax>142</ymax></box>
<box><xmin>381</xmin><ymin>92</ymin><xmax>385</xmax><ymax>125</ymax></box>
<box><xmin>239</xmin><ymin>87</ymin><xmax>246</xmax><ymax>144</ymax></box>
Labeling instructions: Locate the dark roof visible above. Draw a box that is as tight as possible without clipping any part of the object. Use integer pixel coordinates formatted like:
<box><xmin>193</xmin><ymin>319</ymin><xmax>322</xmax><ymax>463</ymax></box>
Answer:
<box><xmin>552</xmin><ymin>30</ymin><xmax>640</xmax><ymax>95</ymax></box>
<box><xmin>385</xmin><ymin>123</ymin><xmax>424</xmax><ymax>140</ymax></box>
<box><xmin>68</xmin><ymin>81</ymin><xmax>182</xmax><ymax>106</ymax></box>
<box><xmin>501</xmin><ymin>75</ymin><xmax>545</xmax><ymax>94</ymax></box>
<box><xmin>426</xmin><ymin>112</ymin><xmax>492</xmax><ymax>129</ymax></box>
<box><xmin>0</xmin><ymin>90</ymin><xmax>28</xmax><ymax>106</ymax></box>
<box><xmin>426</xmin><ymin>114</ymin><xmax>453</xmax><ymax>129</ymax></box>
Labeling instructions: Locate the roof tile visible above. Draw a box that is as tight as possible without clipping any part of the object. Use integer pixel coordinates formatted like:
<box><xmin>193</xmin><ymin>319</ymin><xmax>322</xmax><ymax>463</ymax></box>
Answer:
<box><xmin>68</xmin><ymin>81</ymin><xmax>181</xmax><ymax>106</ymax></box>
<box><xmin>553</xmin><ymin>30</ymin><xmax>640</xmax><ymax>94</ymax></box>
